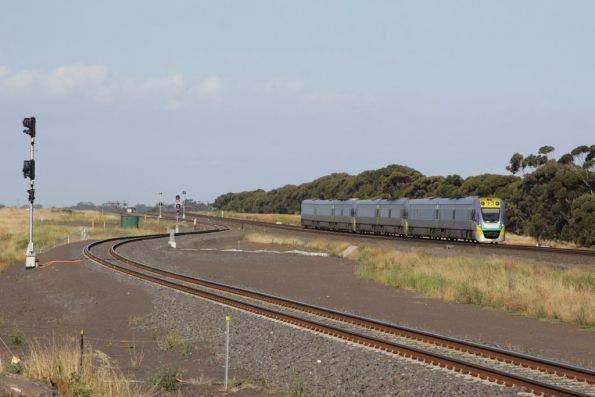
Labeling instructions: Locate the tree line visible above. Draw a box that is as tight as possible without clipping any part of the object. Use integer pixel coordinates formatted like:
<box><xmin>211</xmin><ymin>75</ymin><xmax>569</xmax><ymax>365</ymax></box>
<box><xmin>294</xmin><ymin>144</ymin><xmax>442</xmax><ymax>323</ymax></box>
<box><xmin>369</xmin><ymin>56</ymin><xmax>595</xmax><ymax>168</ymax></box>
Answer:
<box><xmin>214</xmin><ymin>144</ymin><xmax>595</xmax><ymax>246</ymax></box>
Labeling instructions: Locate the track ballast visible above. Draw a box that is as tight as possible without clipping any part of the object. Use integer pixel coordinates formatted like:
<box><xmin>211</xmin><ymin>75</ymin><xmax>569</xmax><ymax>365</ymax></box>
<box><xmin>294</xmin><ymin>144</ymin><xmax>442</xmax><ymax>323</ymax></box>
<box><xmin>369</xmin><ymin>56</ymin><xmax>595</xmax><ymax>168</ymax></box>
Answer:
<box><xmin>83</xmin><ymin>228</ymin><xmax>595</xmax><ymax>397</ymax></box>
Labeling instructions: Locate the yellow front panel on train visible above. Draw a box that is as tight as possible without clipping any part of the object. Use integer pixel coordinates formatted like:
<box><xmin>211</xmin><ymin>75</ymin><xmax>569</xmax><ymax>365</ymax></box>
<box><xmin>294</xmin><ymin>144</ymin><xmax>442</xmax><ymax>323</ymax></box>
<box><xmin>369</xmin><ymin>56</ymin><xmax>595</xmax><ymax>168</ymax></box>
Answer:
<box><xmin>479</xmin><ymin>197</ymin><xmax>501</xmax><ymax>209</ymax></box>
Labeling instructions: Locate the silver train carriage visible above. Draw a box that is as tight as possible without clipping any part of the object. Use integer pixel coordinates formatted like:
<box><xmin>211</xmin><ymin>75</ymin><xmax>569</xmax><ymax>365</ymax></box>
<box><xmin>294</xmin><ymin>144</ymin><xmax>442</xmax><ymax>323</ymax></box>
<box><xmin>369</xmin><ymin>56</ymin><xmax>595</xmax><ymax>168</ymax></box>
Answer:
<box><xmin>301</xmin><ymin>197</ymin><xmax>505</xmax><ymax>243</ymax></box>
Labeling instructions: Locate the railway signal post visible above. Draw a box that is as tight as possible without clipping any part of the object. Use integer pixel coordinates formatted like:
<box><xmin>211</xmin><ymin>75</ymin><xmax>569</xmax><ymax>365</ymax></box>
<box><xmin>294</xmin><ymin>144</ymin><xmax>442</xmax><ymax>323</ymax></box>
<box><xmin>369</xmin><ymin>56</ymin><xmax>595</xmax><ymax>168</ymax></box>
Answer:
<box><xmin>22</xmin><ymin>117</ymin><xmax>36</xmax><ymax>269</ymax></box>
<box><xmin>182</xmin><ymin>190</ymin><xmax>187</xmax><ymax>220</ymax></box>
<box><xmin>175</xmin><ymin>194</ymin><xmax>181</xmax><ymax>233</ymax></box>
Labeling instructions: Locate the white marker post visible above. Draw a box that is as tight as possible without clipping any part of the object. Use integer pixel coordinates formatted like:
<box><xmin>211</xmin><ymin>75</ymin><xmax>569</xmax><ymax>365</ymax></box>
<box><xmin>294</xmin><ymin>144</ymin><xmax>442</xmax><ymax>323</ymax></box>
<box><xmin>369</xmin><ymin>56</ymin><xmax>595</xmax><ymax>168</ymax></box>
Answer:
<box><xmin>224</xmin><ymin>315</ymin><xmax>230</xmax><ymax>389</ymax></box>
<box><xmin>158</xmin><ymin>192</ymin><xmax>163</xmax><ymax>219</ymax></box>
<box><xmin>168</xmin><ymin>229</ymin><xmax>176</xmax><ymax>249</ymax></box>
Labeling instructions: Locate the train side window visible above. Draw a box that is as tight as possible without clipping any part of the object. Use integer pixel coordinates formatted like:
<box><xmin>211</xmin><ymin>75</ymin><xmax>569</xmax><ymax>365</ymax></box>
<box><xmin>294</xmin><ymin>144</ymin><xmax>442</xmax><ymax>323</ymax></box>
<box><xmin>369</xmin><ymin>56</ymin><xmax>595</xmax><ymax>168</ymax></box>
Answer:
<box><xmin>388</xmin><ymin>208</ymin><xmax>392</xmax><ymax>218</ymax></box>
<box><xmin>452</xmin><ymin>210</ymin><xmax>456</xmax><ymax>220</ymax></box>
<box><xmin>375</xmin><ymin>208</ymin><xmax>380</xmax><ymax>218</ymax></box>
<box><xmin>350</xmin><ymin>208</ymin><xmax>355</xmax><ymax>217</ymax></box>
<box><xmin>341</xmin><ymin>208</ymin><xmax>344</xmax><ymax>216</ymax></box>
<box><xmin>435</xmin><ymin>209</ymin><xmax>439</xmax><ymax>219</ymax></box>
<box><xmin>314</xmin><ymin>208</ymin><xmax>317</xmax><ymax>216</ymax></box>
<box><xmin>471</xmin><ymin>209</ymin><xmax>475</xmax><ymax>221</ymax></box>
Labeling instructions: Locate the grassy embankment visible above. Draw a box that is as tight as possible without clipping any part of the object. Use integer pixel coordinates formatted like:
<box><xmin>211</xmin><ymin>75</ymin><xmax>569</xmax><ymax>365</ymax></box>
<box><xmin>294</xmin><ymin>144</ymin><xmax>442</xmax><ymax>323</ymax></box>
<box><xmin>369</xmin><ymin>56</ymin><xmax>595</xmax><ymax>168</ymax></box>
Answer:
<box><xmin>196</xmin><ymin>210</ymin><xmax>301</xmax><ymax>226</ymax></box>
<box><xmin>0</xmin><ymin>208</ymin><xmax>178</xmax><ymax>272</ymax></box>
<box><xmin>245</xmin><ymin>232</ymin><xmax>595</xmax><ymax>328</ymax></box>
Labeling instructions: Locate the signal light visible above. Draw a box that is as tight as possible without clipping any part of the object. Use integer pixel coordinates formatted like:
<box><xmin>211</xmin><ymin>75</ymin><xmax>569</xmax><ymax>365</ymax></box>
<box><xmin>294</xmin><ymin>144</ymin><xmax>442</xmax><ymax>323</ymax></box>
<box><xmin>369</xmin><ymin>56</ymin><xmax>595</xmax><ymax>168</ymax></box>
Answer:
<box><xmin>27</xmin><ymin>188</ymin><xmax>35</xmax><ymax>203</ymax></box>
<box><xmin>176</xmin><ymin>195</ymin><xmax>180</xmax><ymax>201</ymax></box>
<box><xmin>23</xmin><ymin>160</ymin><xmax>35</xmax><ymax>180</ymax></box>
<box><xmin>175</xmin><ymin>204</ymin><xmax>181</xmax><ymax>210</ymax></box>
<box><xmin>23</xmin><ymin>117</ymin><xmax>36</xmax><ymax>138</ymax></box>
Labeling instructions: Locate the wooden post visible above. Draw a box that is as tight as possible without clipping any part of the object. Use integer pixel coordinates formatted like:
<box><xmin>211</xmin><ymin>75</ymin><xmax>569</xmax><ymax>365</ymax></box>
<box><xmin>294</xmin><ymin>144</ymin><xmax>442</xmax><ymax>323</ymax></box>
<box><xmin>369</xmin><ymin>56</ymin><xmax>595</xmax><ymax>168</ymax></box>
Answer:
<box><xmin>79</xmin><ymin>329</ymin><xmax>84</xmax><ymax>373</ymax></box>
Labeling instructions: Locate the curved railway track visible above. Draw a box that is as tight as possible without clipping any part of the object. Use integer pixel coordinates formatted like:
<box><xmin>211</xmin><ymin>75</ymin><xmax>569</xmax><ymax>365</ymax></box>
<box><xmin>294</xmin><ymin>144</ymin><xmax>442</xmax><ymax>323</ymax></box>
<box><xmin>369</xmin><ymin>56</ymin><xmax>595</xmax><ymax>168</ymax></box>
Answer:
<box><xmin>178</xmin><ymin>213</ymin><xmax>595</xmax><ymax>258</ymax></box>
<box><xmin>83</xmin><ymin>228</ymin><xmax>595</xmax><ymax>397</ymax></box>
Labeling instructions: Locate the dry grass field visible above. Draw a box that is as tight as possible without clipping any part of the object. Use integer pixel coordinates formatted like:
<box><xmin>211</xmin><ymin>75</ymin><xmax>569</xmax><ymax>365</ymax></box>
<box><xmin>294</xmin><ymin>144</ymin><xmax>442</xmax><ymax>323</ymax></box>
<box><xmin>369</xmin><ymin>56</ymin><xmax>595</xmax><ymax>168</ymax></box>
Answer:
<box><xmin>245</xmin><ymin>232</ymin><xmax>595</xmax><ymax>328</ymax></box>
<box><xmin>504</xmin><ymin>233</ymin><xmax>582</xmax><ymax>249</ymax></box>
<box><xmin>197</xmin><ymin>210</ymin><xmax>301</xmax><ymax>226</ymax></box>
<box><xmin>0</xmin><ymin>208</ymin><xmax>178</xmax><ymax>272</ymax></box>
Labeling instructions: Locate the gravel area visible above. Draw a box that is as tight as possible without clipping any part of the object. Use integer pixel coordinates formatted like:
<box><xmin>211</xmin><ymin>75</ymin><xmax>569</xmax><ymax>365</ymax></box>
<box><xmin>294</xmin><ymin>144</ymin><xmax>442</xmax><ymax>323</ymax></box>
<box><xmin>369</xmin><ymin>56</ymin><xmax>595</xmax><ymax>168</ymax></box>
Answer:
<box><xmin>109</xmin><ymin>239</ymin><xmax>595</xmax><ymax>394</ymax></box>
<box><xmin>119</xmin><ymin>230</ymin><xmax>595</xmax><ymax>369</ymax></box>
<box><xmin>107</xmin><ymin>230</ymin><xmax>548</xmax><ymax>396</ymax></box>
<box><xmin>133</xmin><ymin>266</ymin><xmax>523</xmax><ymax>396</ymax></box>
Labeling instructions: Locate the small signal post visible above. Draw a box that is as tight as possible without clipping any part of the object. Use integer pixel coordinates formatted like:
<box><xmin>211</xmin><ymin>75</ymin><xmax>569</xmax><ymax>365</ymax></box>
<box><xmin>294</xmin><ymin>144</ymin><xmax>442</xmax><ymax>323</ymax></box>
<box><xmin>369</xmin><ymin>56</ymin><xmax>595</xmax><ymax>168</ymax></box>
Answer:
<box><xmin>22</xmin><ymin>117</ymin><xmax>36</xmax><ymax>269</ymax></box>
<box><xmin>175</xmin><ymin>194</ymin><xmax>181</xmax><ymax>232</ymax></box>
<box><xmin>182</xmin><ymin>190</ymin><xmax>187</xmax><ymax>220</ymax></box>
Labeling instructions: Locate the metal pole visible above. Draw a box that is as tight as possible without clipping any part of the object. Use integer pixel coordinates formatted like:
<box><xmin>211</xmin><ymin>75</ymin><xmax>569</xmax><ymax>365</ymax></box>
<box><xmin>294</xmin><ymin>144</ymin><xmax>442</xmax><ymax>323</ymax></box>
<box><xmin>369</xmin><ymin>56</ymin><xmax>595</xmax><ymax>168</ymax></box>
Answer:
<box><xmin>25</xmin><ymin>133</ymin><xmax>36</xmax><ymax>269</ymax></box>
<box><xmin>182</xmin><ymin>190</ymin><xmax>186</xmax><ymax>220</ymax></box>
<box><xmin>28</xmin><ymin>135</ymin><xmax>34</xmax><ymax>245</ymax></box>
<box><xmin>224</xmin><ymin>315</ymin><xmax>230</xmax><ymax>389</ymax></box>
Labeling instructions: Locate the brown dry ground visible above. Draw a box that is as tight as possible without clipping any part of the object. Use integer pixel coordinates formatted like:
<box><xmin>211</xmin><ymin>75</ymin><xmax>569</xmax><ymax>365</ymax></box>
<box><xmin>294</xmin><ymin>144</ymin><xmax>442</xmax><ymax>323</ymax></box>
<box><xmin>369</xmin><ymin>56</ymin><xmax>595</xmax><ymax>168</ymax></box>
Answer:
<box><xmin>0</xmin><ymin>241</ymin><xmax>274</xmax><ymax>397</ymax></box>
<box><xmin>0</xmin><ymin>228</ymin><xmax>593</xmax><ymax>396</ymax></box>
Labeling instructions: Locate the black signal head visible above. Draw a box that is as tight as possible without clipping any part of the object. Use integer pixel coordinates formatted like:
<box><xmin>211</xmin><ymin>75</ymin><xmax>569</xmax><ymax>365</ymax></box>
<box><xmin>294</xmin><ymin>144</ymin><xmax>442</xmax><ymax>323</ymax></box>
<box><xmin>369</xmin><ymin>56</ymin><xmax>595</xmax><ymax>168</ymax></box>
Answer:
<box><xmin>23</xmin><ymin>117</ymin><xmax>36</xmax><ymax>137</ymax></box>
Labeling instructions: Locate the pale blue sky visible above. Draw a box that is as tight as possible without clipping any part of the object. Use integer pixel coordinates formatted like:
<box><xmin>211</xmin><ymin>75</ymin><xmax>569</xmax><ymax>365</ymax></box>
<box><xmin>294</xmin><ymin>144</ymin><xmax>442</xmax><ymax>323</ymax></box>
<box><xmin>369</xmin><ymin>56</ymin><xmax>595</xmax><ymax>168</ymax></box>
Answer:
<box><xmin>1</xmin><ymin>1</ymin><xmax>594</xmax><ymax>206</ymax></box>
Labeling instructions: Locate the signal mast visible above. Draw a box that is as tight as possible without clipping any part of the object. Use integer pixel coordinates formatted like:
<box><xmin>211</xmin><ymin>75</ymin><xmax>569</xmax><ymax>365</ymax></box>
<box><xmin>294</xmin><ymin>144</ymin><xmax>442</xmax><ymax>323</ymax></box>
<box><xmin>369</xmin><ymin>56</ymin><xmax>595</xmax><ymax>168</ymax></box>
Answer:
<box><xmin>22</xmin><ymin>117</ymin><xmax>36</xmax><ymax>269</ymax></box>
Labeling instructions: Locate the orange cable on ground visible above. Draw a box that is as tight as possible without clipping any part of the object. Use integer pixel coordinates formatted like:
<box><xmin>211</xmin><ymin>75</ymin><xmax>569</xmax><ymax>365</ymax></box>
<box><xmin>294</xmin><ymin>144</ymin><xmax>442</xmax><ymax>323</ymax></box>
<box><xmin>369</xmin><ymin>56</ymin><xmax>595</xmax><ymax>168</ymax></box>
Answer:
<box><xmin>39</xmin><ymin>260</ymin><xmax>81</xmax><ymax>268</ymax></box>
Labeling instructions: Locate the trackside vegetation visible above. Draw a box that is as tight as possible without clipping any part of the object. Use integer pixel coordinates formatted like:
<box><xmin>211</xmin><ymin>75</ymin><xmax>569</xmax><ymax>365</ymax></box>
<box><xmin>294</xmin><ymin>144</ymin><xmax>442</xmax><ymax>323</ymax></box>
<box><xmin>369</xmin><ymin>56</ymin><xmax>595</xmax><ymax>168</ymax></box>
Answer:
<box><xmin>24</xmin><ymin>338</ymin><xmax>156</xmax><ymax>397</ymax></box>
<box><xmin>215</xmin><ymin>145</ymin><xmax>595</xmax><ymax>247</ymax></box>
<box><xmin>245</xmin><ymin>233</ymin><xmax>595</xmax><ymax>328</ymax></box>
<box><xmin>0</xmin><ymin>208</ymin><xmax>178</xmax><ymax>272</ymax></box>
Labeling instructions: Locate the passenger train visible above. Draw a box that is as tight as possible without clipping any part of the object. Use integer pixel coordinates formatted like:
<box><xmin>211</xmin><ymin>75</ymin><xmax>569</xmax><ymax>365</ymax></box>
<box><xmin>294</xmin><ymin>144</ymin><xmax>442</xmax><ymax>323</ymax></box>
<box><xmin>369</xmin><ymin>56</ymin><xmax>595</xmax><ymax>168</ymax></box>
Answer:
<box><xmin>301</xmin><ymin>197</ymin><xmax>505</xmax><ymax>243</ymax></box>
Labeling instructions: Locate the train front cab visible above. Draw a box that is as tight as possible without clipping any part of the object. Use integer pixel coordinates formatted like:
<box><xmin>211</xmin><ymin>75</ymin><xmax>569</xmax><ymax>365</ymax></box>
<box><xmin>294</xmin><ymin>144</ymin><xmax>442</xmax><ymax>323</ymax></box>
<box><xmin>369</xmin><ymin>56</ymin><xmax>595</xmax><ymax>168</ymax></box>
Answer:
<box><xmin>474</xmin><ymin>197</ymin><xmax>505</xmax><ymax>243</ymax></box>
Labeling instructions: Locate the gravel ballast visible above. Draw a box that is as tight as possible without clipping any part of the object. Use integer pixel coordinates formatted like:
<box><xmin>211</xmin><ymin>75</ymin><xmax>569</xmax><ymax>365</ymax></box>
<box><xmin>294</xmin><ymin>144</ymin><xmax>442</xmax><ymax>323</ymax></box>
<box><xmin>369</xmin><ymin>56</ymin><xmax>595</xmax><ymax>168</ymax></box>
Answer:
<box><xmin>108</xmin><ymin>231</ymin><xmax>535</xmax><ymax>396</ymax></box>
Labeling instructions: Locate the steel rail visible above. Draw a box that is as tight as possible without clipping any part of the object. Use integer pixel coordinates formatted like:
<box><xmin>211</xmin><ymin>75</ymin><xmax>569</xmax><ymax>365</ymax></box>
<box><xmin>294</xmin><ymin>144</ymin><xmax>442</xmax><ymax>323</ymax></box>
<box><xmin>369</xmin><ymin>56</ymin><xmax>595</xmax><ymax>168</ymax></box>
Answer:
<box><xmin>177</xmin><ymin>212</ymin><xmax>595</xmax><ymax>257</ymax></box>
<box><xmin>83</xmin><ymin>233</ymin><xmax>592</xmax><ymax>397</ymax></box>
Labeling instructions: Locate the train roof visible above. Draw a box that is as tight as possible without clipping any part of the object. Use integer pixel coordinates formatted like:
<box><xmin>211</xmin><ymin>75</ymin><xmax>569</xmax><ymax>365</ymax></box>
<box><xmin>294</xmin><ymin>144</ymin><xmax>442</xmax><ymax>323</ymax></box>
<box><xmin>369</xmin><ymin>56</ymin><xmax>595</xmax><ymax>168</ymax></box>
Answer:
<box><xmin>357</xmin><ymin>199</ymin><xmax>408</xmax><ymax>205</ymax></box>
<box><xmin>408</xmin><ymin>197</ymin><xmax>479</xmax><ymax>205</ymax></box>
<box><xmin>301</xmin><ymin>199</ymin><xmax>356</xmax><ymax>205</ymax></box>
<box><xmin>302</xmin><ymin>197</ymin><xmax>499</xmax><ymax>206</ymax></box>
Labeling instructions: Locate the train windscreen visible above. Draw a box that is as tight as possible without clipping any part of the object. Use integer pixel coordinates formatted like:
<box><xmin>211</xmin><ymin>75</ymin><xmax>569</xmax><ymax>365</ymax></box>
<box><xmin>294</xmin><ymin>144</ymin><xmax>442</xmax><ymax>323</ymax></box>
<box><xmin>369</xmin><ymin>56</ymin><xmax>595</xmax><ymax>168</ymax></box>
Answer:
<box><xmin>481</xmin><ymin>208</ymin><xmax>500</xmax><ymax>223</ymax></box>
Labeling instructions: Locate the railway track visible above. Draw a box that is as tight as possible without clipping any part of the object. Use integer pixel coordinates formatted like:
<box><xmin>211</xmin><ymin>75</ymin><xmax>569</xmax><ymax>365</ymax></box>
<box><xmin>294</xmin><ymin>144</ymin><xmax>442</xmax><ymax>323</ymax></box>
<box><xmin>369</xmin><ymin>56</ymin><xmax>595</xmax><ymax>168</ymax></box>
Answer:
<box><xmin>84</xmin><ymin>228</ymin><xmax>595</xmax><ymax>397</ymax></box>
<box><xmin>180</xmin><ymin>212</ymin><xmax>595</xmax><ymax>258</ymax></box>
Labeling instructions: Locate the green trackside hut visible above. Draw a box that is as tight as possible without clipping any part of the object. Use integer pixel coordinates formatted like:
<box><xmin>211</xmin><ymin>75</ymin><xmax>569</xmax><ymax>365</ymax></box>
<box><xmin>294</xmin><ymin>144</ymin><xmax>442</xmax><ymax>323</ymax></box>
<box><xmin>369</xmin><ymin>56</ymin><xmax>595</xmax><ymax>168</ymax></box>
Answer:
<box><xmin>120</xmin><ymin>214</ymin><xmax>140</xmax><ymax>228</ymax></box>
